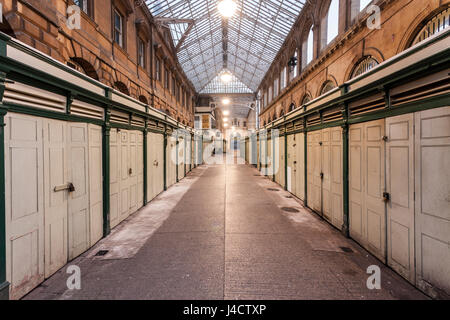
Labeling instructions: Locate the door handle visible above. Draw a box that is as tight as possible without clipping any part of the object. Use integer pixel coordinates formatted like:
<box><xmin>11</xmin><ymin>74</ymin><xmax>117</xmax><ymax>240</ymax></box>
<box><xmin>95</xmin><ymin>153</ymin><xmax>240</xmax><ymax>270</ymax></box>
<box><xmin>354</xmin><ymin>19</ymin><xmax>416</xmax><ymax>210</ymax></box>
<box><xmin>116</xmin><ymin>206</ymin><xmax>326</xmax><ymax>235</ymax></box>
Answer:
<box><xmin>153</xmin><ymin>160</ymin><xmax>159</xmax><ymax>167</ymax></box>
<box><xmin>54</xmin><ymin>182</ymin><xmax>75</xmax><ymax>192</ymax></box>
<box><xmin>320</xmin><ymin>172</ymin><xmax>324</xmax><ymax>179</ymax></box>
<box><xmin>129</xmin><ymin>168</ymin><xmax>133</xmax><ymax>175</ymax></box>
<box><xmin>383</xmin><ymin>192</ymin><xmax>390</xmax><ymax>202</ymax></box>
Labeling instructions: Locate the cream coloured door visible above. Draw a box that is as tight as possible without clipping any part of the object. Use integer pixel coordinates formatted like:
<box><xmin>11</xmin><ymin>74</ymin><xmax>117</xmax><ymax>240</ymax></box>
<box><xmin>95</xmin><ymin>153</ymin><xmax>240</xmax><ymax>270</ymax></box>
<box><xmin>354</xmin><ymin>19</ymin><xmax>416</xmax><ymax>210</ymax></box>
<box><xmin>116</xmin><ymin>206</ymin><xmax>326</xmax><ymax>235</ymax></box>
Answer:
<box><xmin>109</xmin><ymin>128</ymin><xmax>121</xmax><ymax>228</ymax></box>
<box><xmin>67</xmin><ymin>123</ymin><xmax>90</xmax><ymax>260</ymax></box>
<box><xmin>414</xmin><ymin>106</ymin><xmax>450</xmax><ymax>297</ymax></box>
<box><xmin>119</xmin><ymin>131</ymin><xmax>130</xmax><ymax>222</ymax></box>
<box><xmin>137</xmin><ymin>131</ymin><xmax>144</xmax><ymax>209</ymax></box>
<box><xmin>349</xmin><ymin>120</ymin><xmax>386</xmax><ymax>261</ymax></box>
<box><xmin>307</xmin><ymin>130</ymin><xmax>322</xmax><ymax>213</ymax></box>
<box><xmin>5</xmin><ymin>113</ymin><xmax>45</xmax><ymax>300</ymax></box>
<box><xmin>43</xmin><ymin>119</ymin><xmax>68</xmax><ymax>277</ymax></box>
<box><xmin>295</xmin><ymin>132</ymin><xmax>305</xmax><ymax>201</ymax></box>
<box><xmin>267</xmin><ymin>137</ymin><xmax>272</xmax><ymax>177</ymax></box>
<box><xmin>386</xmin><ymin>114</ymin><xmax>415</xmax><ymax>281</ymax></box>
<box><xmin>166</xmin><ymin>134</ymin><xmax>177</xmax><ymax>187</ymax></box>
<box><xmin>322</xmin><ymin>127</ymin><xmax>343</xmax><ymax>230</ymax></box>
<box><xmin>287</xmin><ymin>134</ymin><xmax>295</xmax><ymax>194</ymax></box>
<box><xmin>178</xmin><ymin>135</ymin><xmax>185</xmax><ymax>180</ymax></box>
<box><xmin>146</xmin><ymin>132</ymin><xmax>154</xmax><ymax>202</ymax></box>
<box><xmin>88</xmin><ymin>124</ymin><xmax>103</xmax><ymax>245</ymax></box>
<box><xmin>128</xmin><ymin>131</ymin><xmax>138</xmax><ymax>214</ymax></box>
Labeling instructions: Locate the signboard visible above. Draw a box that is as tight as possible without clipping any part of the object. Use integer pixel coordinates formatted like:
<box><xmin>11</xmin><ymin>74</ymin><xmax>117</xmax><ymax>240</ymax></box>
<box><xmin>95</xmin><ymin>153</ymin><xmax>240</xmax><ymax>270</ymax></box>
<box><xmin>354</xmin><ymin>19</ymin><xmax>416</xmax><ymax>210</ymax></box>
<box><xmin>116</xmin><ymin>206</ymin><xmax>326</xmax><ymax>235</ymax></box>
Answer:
<box><xmin>202</xmin><ymin>114</ymin><xmax>210</xmax><ymax>129</ymax></box>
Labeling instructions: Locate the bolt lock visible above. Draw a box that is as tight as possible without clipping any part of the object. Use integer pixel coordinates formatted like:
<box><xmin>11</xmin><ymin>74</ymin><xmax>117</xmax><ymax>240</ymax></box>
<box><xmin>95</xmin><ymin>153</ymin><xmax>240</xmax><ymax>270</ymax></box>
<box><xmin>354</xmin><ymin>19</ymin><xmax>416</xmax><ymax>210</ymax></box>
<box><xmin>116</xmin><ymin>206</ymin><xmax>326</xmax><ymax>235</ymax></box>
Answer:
<box><xmin>382</xmin><ymin>136</ymin><xmax>388</xmax><ymax>141</ymax></box>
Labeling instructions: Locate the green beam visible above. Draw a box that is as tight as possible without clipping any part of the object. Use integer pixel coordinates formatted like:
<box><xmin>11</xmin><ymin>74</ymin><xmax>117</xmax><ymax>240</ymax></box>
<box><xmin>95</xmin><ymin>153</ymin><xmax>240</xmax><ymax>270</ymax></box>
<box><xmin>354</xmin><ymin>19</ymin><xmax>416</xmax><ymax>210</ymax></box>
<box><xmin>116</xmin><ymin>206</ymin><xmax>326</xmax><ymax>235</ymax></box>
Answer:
<box><xmin>341</xmin><ymin>105</ymin><xmax>350</xmax><ymax>237</ymax></box>
<box><xmin>163</xmin><ymin>125</ymin><xmax>167</xmax><ymax>191</ymax></box>
<box><xmin>303</xmin><ymin>118</ymin><xmax>308</xmax><ymax>208</ymax></box>
<box><xmin>143</xmin><ymin>124</ymin><xmax>148</xmax><ymax>205</ymax></box>
<box><xmin>102</xmin><ymin>108</ymin><xmax>111</xmax><ymax>237</ymax></box>
<box><xmin>284</xmin><ymin>125</ymin><xmax>288</xmax><ymax>190</ymax></box>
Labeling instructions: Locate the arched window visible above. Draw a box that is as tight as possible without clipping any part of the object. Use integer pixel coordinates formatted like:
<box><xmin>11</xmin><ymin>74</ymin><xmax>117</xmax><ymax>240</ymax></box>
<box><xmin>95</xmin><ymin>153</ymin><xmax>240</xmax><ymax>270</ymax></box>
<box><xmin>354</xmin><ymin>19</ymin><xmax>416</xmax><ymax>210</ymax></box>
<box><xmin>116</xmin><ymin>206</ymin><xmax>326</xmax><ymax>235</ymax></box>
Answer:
<box><xmin>351</xmin><ymin>56</ymin><xmax>379</xmax><ymax>78</ymax></box>
<box><xmin>411</xmin><ymin>7</ymin><xmax>450</xmax><ymax>47</ymax></box>
<box><xmin>320</xmin><ymin>81</ymin><xmax>336</xmax><ymax>95</ymax></box>
<box><xmin>302</xmin><ymin>26</ymin><xmax>314</xmax><ymax>70</ymax></box>
<box><xmin>114</xmin><ymin>81</ymin><xmax>130</xmax><ymax>95</ymax></box>
<box><xmin>301</xmin><ymin>94</ymin><xmax>312</xmax><ymax>105</ymax></box>
<box><xmin>279</xmin><ymin>109</ymin><xmax>285</xmax><ymax>118</ymax></box>
<box><xmin>326</xmin><ymin>0</ymin><xmax>339</xmax><ymax>45</ymax></box>
<box><xmin>68</xmin><ymin>58</ymin><xmax>99</xmax><ymax>80</ymax></box>
<box><xmin>288</xmin><ymin>103</ymin><xmax>296</xmax><ymax>112</ymax></box>
<box><xmin>138</xmin><ymin>95</ymin><xmax>148</xmax><ymax>104</ymax></box>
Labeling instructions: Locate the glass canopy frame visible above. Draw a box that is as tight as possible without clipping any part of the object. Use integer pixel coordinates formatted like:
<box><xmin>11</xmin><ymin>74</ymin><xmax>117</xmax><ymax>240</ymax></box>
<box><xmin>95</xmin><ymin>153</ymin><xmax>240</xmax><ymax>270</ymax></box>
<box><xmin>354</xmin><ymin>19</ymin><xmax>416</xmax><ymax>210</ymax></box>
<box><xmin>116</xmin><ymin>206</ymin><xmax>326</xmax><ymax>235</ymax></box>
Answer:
<box><xmin>145</xmin><ymin>0</ymin><xmax>305</xmax><ymax>94</ymax></box>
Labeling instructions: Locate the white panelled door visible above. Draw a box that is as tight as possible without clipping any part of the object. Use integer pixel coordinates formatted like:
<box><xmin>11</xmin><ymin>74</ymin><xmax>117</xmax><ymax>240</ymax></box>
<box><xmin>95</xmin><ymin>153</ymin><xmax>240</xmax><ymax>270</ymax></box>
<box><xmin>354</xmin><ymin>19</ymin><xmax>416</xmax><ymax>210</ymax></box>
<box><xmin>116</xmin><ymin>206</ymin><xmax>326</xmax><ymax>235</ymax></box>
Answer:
<box><xmin>43</xmin><ymin>119</ymin><xmax>68</xmax><ymax>277</ymax></box>
<box><xmin>386</xmin><ymin>114</ymin><xmax>415</xmax><ymax>281</ymax></box>
<box><xmin>88</xmin><ymin>124</ymin><xmax>103</xmax><ymax>245</ymax></box>
<box><xmin>5</xmin><ymin>113</ymin><xmax>45</xmax><ymax>300</ymax></box>
<box><xmin>414</xmin><ymin>106</ymin><xmax>450</xmax><ymax>297</ymax></box>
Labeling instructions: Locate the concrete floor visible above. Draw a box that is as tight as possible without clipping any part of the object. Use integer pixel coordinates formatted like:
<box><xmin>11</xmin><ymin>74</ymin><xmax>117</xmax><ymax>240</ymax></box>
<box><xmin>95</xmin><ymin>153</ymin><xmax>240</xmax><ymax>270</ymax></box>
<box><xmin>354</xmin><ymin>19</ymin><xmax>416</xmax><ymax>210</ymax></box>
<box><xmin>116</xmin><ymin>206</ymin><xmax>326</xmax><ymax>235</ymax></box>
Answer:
<box><xmin>24</xmin><ymin>159</ymin><xmax>427</xmax><ymax>300</ymax></box>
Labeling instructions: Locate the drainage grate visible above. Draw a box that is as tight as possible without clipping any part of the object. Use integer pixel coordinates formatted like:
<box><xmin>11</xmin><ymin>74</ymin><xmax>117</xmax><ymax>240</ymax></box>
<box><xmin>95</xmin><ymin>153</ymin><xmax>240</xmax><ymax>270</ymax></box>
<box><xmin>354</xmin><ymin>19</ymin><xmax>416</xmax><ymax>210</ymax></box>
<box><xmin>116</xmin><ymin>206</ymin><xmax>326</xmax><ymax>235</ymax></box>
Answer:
<box><xmin>340</xmin><ymin>247</ymin><xmax>353</xmax><ymax>253</ymax></box>
<box><xmin>267</xmin><ymin>188</ymin><xmax>279</xmax><ymax>191</ymax></box>
<box><xmin>95</xmin><ymin>250</ymin><xmax>109</xmax><ymax>256</ymax></box>
<box><xmin>281</xmin><ymin>207</ymin><xmax>299</xmax><ymax>213</ymax></box>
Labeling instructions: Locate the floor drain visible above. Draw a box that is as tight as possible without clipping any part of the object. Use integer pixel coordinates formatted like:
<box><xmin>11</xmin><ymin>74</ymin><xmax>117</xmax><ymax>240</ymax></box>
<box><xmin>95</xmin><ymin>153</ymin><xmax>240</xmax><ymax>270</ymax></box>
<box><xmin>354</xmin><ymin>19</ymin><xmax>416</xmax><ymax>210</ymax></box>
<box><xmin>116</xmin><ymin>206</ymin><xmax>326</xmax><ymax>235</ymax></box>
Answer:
<box><xmin>267</xmin><ymin>188</ymin><xmax>279</xmax><ymax>191</ymax></box>
<box><xmin>95</xmin><ymin>250</ymin><xmax>109</xmax><ymax>256</ymax></box>
<box><xmin>281</xmin><ymin>207</ymin><xmax>299</xmax><ymax>213</ymax></box>
<box><xmin>340</xmin><ymin>247</ymin><xmax>353</xmax><ymax>253</ymax></box>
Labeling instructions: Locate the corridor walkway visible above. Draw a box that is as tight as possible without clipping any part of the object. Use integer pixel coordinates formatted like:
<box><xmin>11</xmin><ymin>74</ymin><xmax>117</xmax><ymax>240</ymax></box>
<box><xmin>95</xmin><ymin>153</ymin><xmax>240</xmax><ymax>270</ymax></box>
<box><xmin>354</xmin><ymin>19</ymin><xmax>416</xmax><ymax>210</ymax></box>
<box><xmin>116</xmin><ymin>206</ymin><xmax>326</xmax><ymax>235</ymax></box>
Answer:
<box><xmin>24</xmin><ymin>161</ymin><xmax>426</xmax><ymax>300</ymax></box>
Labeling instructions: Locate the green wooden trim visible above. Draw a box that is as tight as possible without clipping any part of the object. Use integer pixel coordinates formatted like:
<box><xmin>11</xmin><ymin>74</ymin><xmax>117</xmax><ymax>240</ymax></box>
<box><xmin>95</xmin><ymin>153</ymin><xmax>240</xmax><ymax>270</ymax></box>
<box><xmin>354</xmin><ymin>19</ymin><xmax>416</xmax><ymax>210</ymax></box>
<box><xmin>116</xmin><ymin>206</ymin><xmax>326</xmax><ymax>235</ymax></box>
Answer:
<box><xmin>0</xmin><ymin>104</ymin><xmax>10</xmax><ymax>300</ymax></box>
<box><xmin>341</xmin><ymin>106</ymin><xmax>349</xmax><ymax>238</ymax></box>
<box><xmin>184</xmin><ymin>133</ymin><xmax>187</xmax><ymax>177</ymax></box>
<box><xmin>176</xmin><ymin>132</ymin><xmax>179</xmax><ymax>183</ymax></box>
<box><xmin>284</xmin><ymin>126</ymin><xmax>288</xmax><ymax>191</ymax></box>
<box><xmin>5</xmin><ymin>103</ymin><xmax>104</xmax><ymax>125</ymax></box>
<box><xmin>143</xmin><ymin>121</ymin><xmax>148</xmax><ymax>205</ymax></box>
<box><xmin>102</xmin><ymin>111</ymin><xmax>111</xmax><ymax>237</ymax></box>
<box><xmin>110</xmin><ymin>122</ymin><xmax>145</xmax><ymax>131</ymax></box>
<box><xmin>272</xmin><ymin>132</ymin><xmax>275</xmax><ymax>182</ymax></box>
<box><xmin>303</xmin><ymin>118</ymin><xmax>308</xmax><ymax>208</ymax></box>
<box><xmin>163</xmin><ymin>126</ymin><xmax>167</xmax><ymax>191</ymax></box>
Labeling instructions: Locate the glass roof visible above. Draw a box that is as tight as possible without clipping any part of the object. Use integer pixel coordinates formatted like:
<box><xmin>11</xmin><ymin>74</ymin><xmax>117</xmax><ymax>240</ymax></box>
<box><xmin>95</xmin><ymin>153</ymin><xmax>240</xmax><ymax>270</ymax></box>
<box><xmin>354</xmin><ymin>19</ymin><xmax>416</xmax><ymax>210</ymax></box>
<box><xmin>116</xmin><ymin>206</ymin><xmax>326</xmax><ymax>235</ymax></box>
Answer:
<box><xmin>146</xmin><ymin>0</ymin><xmax>305</xmax><ymax>93</ymax></box>
<box><xmin>201</xmin><ymin>71</ymin><xmax>252</xmax><ymax>94</ymax></box>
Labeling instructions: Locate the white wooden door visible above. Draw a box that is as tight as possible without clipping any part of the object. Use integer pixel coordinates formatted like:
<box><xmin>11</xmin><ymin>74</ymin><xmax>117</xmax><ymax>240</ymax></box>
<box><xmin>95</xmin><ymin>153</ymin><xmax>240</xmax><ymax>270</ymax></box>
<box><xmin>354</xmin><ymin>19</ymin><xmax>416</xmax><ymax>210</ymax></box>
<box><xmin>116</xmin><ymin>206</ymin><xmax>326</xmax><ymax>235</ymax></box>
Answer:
<box><xmin>67</xmin><ymin>123</ymin><xmax>89</xmax><ymax>260</ymax></box>
<box><xmin>386</xmin><ymin>114</ymin><xmax>415</xmax><ymax>281</ymax></box>
<box><xmin>119</xmin><ymin>131</ymin><xmax>130</xmax><ymax>222</ymax></box>
<box><xmin>136</xmin><ymin>131</ymin><xmax>144</xmax><ymax>209</ymax></box>
<box><xmin>178</xmin><ymin>135</ymin><xmax>185</xmax><ymax>180</ymax></box>
<box><xmin>267</xmin><ymin>138</ymin><xmax>272</xmax><ymax>177</ymax></box>
<box><xmin>167</xmin><ymin>134</ymin><xmax>177</xmax><ymax>187</ymax></box>
<box><xmin>155</xmin><ymin>134</ymin><xmax>165</xmax><ymax>197</ymax></box>
<box><xmin>109</xmin><ymin>128</ymin><xmax>120</xmax><ymax>228</ymax></box>
<box><xmin>88</xmin><ymin>124</ymin><xmax>103</xmax><ymax>245</ymax></box>
<box><xmin>5</xmin><ymin>113</ymin><xmax>45</xmax><ymax>300</ymax></box>
<box><xmin>43</xmin><ymin>119</ymin><xmax>68</xmax><ymax>277</ymax></box>
<box><xmin>414</xmin><ymin>106</ymin><xmax>450</xmax><ymax>297</ymax></box>
<box><xmin>322</xmin><ymin>127</ymin><xmax>343</xmax><ymax>229</ymax></box>
<box><xmin>146</xmin><ymin>132</ymin><xmax>154</xmax><ymax>202</ymax></box>
<box><xmin>349</xmin><ymin>120</ymin><xmax>386</xmax><ymax>260</ymax></box>
<box><xmin>307</xmin><ymin>130</ymin><xmax>322</xmax><ymax>213</ymax></box>
<box><xmin>287</xmin><ymin>134</ymin><xmax>295</xmax><ymax>194</ymax></box>
<box><xmin>128</xmin><ymin>131</ymin><xmax>138</xmax><ymax>214</ymax></box>
<box><xmin>295</xmin><ymin>132</ymin><xmax>305</xmax><ymax>201</ymax></box>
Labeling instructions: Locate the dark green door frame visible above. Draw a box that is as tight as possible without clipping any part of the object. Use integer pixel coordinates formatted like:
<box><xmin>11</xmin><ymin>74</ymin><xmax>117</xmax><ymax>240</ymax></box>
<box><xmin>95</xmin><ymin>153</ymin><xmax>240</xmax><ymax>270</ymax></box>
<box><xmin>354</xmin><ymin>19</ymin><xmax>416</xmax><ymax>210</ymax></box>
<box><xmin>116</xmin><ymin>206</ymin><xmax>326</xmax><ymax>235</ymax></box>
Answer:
<box><xmin>163</xmin><ymin>125</ymin><xmax>167</xmax><ymax>191</ymax></box>
<box><xmin>341</xmin><ymin>105</ymin><xmax>350</xmax><ymax>237</ymax></box>
<box><xmin>143</xmin><ymin>122</ymin><xmax>148</xmax><ymax>205</ymax></box>
<box><xmin>0</xmin><ymin>97</ymin><xmax>9</xmax><ymax>299</ymax></box>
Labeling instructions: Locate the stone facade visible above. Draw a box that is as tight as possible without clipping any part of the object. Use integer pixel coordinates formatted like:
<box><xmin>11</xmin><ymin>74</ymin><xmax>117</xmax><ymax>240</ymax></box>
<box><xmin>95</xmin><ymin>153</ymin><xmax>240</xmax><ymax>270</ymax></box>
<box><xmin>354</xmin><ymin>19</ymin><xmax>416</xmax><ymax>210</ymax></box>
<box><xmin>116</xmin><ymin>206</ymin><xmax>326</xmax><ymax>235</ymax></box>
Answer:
<box><xmin>258</xmin><ymin>0</ymin><xmax>450</xmax><ymax>125</ymax></box>
<box><xmin>0</xmin><ymin>0</ymin><xmax>195</xmax><ymax>125</ymax></box>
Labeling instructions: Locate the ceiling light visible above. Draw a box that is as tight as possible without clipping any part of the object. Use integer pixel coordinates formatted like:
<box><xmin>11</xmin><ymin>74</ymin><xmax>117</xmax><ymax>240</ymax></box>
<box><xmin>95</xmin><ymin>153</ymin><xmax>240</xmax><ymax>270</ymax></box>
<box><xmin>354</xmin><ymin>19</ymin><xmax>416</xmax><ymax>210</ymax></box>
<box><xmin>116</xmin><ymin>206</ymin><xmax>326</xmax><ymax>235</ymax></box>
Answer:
<box><xmin>224</xmin><ymin>123</ymin><xmax>229</xmax><ymax>127</ymax></box>
<box><xmin>220</xmin><ymin>72</ymin><xmax>232</xmax><ymax>83</ymax></box>
<box><xmin>223</xmin><ymin>110</ymin><xmax>230</xmax><ymax>116</ymax></box>
<box><xmin>218</xmin><ymin>0</ymin><xmax>237</xmax><ymax>18</ymax></box>
<box><xmin>223</xmin><ymin>117</ymin><xmax>228</xmax><ymax>122</ymax></box>
<box><xmin>222</xmin><ymin>98</ymin><xmax>230</xmax><ymax>105</ymax></box>
<box><xmin>232</xmin><ymin>126</ymin><xmax>236</xmax><ymax>131</ymax></box>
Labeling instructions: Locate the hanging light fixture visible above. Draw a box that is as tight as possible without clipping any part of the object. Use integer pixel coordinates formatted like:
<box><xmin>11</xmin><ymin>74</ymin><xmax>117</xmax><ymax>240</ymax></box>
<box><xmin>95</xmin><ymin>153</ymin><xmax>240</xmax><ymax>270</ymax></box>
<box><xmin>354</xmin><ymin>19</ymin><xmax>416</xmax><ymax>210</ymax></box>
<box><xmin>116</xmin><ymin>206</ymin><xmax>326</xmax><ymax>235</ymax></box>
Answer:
<box><xmin>223</xmin><ymin>117</ymin><xmax>229</xmax><ymax>122</ymax></box>
<box><xmin>222</xmin><ymin>98</ymin><xmax>230</xmax><ymax>105</ymax></box>
<box><xmin>218</xmin><ymin>0</ymin><xmax>237</xmax><ymax>18</ymax></box>
<box><xmin>223</xmin><ymin>110</ymin><xmax>230</xmax><ymax>116</ymax></box>
<box><xmin>220</xmin><ymin>71</ymin><xmax>232</xmax><ymax>83</ymax></box>
<box><xmin>224</xmin><ymin>123</ymin><xmax>229</xmax><ymax>127</ymax></box>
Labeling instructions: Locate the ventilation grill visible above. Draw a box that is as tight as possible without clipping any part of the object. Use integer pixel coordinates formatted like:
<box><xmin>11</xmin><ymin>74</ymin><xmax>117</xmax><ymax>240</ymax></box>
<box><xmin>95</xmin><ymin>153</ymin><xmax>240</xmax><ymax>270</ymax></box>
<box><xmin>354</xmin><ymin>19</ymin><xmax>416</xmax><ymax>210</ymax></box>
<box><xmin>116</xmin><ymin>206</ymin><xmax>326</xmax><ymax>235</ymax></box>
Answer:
<box><xmin>4</xmin><ymin>81</ymin><xmax>66</xmax><ymax>112</ymax></box>
<box><xmin>390</xmin><ymin>69</ymin><xmax>450</xmax><ymax>108</ymax></box>
<box><xmin>285</xmin><ymin>123</ymin><xmax>295</xmax><ymax>133</ymax></box>
<box><xmin>294</xmin><ymin>119</ymin><xmax>304</xmax><ymax>131</ymax></box>
<box><xmin>147</xmin><ymin>119</ymin><xmax>158</xmax><ymax>130</ymax></box>
<box><xmin>131</xmin><ymin>115</ymin><xmax>145</xmax><ymax>127</ymax></box>
<box><xmin>349</xmin><ymin>92</ymin><xmax>385</xmax><ymax>117</ymax></box>
<box><xmin>71</xmin><ymin>99</ymin><xmax>104</xmax><ymax>120</ymax></box>
<box><xmin>322</xmin><ymin>107</ymin><xmax>343</xmax><ymax>123</ymax></box>
<box><xmin>306</xmin><ymin>113</ymin><xmax>321</xmax><ymax>127</ymax></box>
<box><xmin>110</xmin><ymin>110</ymin><xmax>129</xmax><ymax>124</ymax></box>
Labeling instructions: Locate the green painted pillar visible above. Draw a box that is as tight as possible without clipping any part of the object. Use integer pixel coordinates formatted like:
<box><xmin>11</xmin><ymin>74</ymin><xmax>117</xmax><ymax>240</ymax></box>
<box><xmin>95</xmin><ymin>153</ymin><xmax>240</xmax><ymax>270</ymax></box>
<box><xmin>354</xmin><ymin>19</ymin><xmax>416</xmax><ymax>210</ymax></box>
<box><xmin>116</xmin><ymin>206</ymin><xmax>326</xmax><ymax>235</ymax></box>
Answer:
<box><xmin>0</xmin><ymin>103</ymin><xmax>9</xmax><ymax>300</ymax></box>
<box><xmin>304</xmin><ymin>118</ymin><xmax>308</xmax><ymax>208</ymax></box>
<box><xmin>102</xmin><ymin>108</ymin><xmax>111</xmax><ymax>237</ymax></box>
<box><xmin>176</xmin><ymin>131</ymin><xmax>179</xmax><ymax>183</ymax></box>
<box><xmin>184</xmin><ymin>132</ymin><xmax>187</xmax><ymax>177</ymax></box>
<box><xmin>341</xmin><ymin>105</ymin><xmax>350</xmax><ymax>237</ymax></box>
<box><xmin>143</xmin><ymin>122</ymin><xmax>148</xmax><ymax>205</ymax></box>
<box><xmin>163</xmin><ymin>125</ymin><xmax>167</xmax><ymax>191</ymax></box>
<box><xmin>284</xmin><ymin>129</ymin><xmax>288</xmax><ymax>191</ymax></box>
<box><xmin>272</xmin><ymin>130</ymin><xmax>275</xmax><ymax>182</ymax></box>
